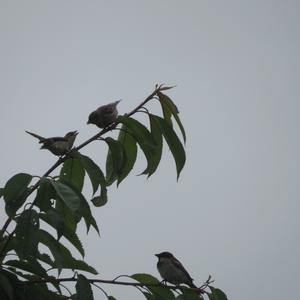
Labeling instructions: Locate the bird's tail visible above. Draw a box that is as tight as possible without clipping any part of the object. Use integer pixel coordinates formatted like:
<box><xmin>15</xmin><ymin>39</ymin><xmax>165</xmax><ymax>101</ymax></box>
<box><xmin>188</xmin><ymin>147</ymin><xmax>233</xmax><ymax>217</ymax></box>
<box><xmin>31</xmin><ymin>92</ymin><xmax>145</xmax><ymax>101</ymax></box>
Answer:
<box><xmin>25</xmin><ymin>131</ymin><xmax>45</xmax><ymax>142</ymax></box>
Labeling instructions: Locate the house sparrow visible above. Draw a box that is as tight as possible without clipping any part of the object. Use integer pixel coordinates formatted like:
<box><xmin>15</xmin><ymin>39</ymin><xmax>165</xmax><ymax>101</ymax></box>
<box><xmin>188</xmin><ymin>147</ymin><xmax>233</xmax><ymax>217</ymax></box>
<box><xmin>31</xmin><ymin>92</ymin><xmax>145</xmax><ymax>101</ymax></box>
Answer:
<box><xmin>155</xmin><ymin>251</ymin><xmax>197</xmax><ymax>289</ymax></box>
<box><xmin>87</xmin><ymin>100</ymin><xmax>121</xmax><ymax>128</ymax></box>
<box><xmin>25</xmin><ymin>130</ymin><xmax>78</xmax><ymax>156</ymax></box>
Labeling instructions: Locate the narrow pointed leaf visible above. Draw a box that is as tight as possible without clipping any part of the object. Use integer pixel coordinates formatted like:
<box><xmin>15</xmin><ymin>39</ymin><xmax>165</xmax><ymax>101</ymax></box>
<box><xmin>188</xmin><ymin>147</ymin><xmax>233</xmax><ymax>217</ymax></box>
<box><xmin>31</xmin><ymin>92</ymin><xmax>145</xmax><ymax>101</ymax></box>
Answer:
<box><xmin>51</xmin><ymin>181</ymin><xmax>81</xmax><ymax>211</ymax></box>
<box><xmin>3</xmin><ymin>173</ymin><xmax>32</xmax><ymax>216</ymax></box>
<box><xmin>74</xmin><ymin>153</ymin><xmax>107</xmax><ymax>201</ymax></box>
<box><xmin>154</xmin><ymin>116</ymin><xmax>186</xmax><ymax>179</ymax></box>
<box><xmin>76</xmin><ymin>274</ymin><xmax>94</xmax><ymax>300</ymax></box>
<box><xmin>118</xmin><ymin>116</ymin><xmax>158</xmax><ymax>176</ymax></box>
<box><xmin>4</xmin><ymin>259</ymin><xmax>48</xmax><ymax>278</ymax></box>
<box><xmin>117</xmin><ymin>124</ymin><xmax>138</xmax><ymax>185</ymax></box>
<box><xmin>105</xmin><ymin>137</ymin><xmax>125</xmax><ymax>185</ymax></box>
<box><xmin>60</xmin><ymin>157</ymin><xmax>85</xmax><ymax>192</ymax></box>
<box><xmin>15</xmin><ymin>210</ymin><xmax>39</xmax><ymax>259</ymax></box>
<box><xmin>144</xmin><ymin>114</ymin><xmax>163</xmax><ymax>176</ymax></box>
<box><xmin>39</xmin><ymin>209</ymin><xmax>84</xmax><ymax>257</ymax></box>
<box><xmin>158</xmin><ymin>91</ymin><xmax>186</xmax><ymax>143</ymax></box>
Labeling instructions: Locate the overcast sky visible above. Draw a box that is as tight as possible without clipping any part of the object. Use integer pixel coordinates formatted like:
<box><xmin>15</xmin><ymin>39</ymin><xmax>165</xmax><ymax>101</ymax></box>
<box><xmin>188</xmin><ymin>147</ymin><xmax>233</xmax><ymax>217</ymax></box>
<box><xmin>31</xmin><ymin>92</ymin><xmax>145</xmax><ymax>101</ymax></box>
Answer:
<box><xmin>0</xmin><ymin>1</ymin><xmax>299</xmax><ymax>299</ymax></box>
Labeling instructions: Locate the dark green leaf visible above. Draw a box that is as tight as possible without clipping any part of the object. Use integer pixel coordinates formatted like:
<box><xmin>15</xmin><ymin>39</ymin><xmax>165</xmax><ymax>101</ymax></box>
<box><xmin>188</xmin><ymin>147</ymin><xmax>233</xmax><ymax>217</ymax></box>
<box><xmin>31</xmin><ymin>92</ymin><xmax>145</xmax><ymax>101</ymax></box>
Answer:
<box><xmin>142</xmin><ymin>292</ymin><xmax>156</xmax><ymax>300</ymax></box>
<box><xmin>118</xmin><ymin>116</ymin><xmax>159</xmax><ymax>176</ymax></box>
<box><xmin>117</xmin><ymin>124</ymin><xmax>138</xmax><ymax>185</ymax></box>
<box><xmin>74</xmin><ymin>153</ymin><xmax>106</xmax><ymax>195</ymax></box>
<box><xmin>76</xmin><ymin>274</ymin><xmax>93</xmax><ymax>300</ymax></box>
<box><xmin>0</xmin><ymin>188</ymin><xmax>4</xmax><ymax>198</ymax></box>
<box><xmin>0</xmin><ymin>272</ymin><xmax>14</xmax><ymax>300</ymax></box>
<box><xmin>51</xmin><ymin>181</ymin><xmax>81</xmax><ymax>211</ymax></box>
<box><xmin>209</xmin><ymin>287</ymin><xmax>228</xmax><ymax>300</ymax></box>
<box><xmin>60</xmin><ymin>157</ymin><xmax>85</xmax><ymax>192</ymax></box>
<box><xmin>3</xmin><ymin>173</ymin><xmax>32</xmax><ymax>216</ymax></box>
<box><xmin>58</xmin><ymin>180</ymin><xmax>100</xmax><ymax>235</ymax></box>
<box><xmin>131</xmin><ymin>273</ymin><xmax>175</xmax><ymax>300</ymax></box>
<box><xmin>15</xmin><ymin>210</ymin><xmax>39</xmax><ymax>259</ymax></box>
<box><xmin>36</xmin><ymin>252</ymin><xmax>55</xmax><ymax>267</ymax></box>
<box><xmin>34</xmin><ymin>178</ymin><xmax>55</xmax><ymax>212</ymax></box>
<box><xmin>144</xmin><ymin>114</ymin><xmax>163</xmax><ymax>176</ymax></box>
<box><xmin>108</xmin><ymin>296</ymin><xmax>117</xmax><ymax>300</ymax></box>
<box><xmin>74</xmin><ymin>153</ymin><xmax>108</xmax><ymax>205</ymax></box>
<box><xmin>154</xmin><ymin>116</ymin><xmax>186</xmax><ymax>180</ymax></box>
<box><xmin>176</xmin><ymin>290</ymin><xmax>203</xmax><ymax>300</ymax></box>
<box><xmin>4</xmin><ymin>259</ymin><xmax>48</xmax><ymax>278</ymax></box>
<box><xmin>157</xmin><ymin>91</ymin><xmax>186</xmax><ymax>143</ymax></box>
<box><xmin>91</xmin><ymin>195</ymin><xmax>107</xmax><ymax>207</ymax></box>
<box><xmin>39</xmin><ymin>209</ymin><xmax>84</xmax><ymax>257</ymax></box>
<box><xmin>55</xmin><ymin>199</ymin><xmax>80</xmax><ymax>232</ymax></box>
<box><xmin>105</xmin><ymin>137</ymin><xmax>125</xmax><ymax>185</ymax></box>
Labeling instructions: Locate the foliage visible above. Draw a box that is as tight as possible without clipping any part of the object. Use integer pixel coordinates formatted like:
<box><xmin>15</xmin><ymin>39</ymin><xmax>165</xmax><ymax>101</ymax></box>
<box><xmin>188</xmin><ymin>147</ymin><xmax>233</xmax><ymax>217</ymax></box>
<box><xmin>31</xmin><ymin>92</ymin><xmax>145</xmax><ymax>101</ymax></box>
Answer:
<box><xmin>0</xmin><ymin>85</ymin><xmax>228</xmax><ymax>299</ymax></box>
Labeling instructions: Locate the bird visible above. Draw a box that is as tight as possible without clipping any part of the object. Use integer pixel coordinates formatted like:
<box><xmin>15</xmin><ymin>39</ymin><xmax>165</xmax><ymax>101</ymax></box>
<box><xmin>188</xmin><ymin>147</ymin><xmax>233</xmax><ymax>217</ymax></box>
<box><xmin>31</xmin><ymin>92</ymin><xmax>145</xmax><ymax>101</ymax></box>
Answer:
<box><xmin>87</xmin><ymin>100</ymin><xmax>121</xmax><ymax>128</ymax></box>
<box><xmin>155</xmin><ymin>251</ymin><xmax>198</xmax><ymax>289</ymax></box>
<box><xmin>25</xmin><ymin>130</ymin><xmax>78</xmax><ymax>156</ymax></box>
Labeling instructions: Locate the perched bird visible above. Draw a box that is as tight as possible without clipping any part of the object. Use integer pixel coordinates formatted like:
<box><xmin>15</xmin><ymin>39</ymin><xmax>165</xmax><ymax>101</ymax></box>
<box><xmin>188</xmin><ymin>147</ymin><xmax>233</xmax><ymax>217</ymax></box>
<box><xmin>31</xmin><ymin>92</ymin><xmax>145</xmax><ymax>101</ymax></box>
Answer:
<box><xmin>25</xmin><ymin>130</ymin><xmax>78</xmax><ymax>156</ymax></box>
<box><xmin>87</xmin><ymin>100</ymin><xmax>121</xmax><ymax>128</ymax></box>
<box><xmin>155</xmin><ymin>251</ymin><xmax>198</xmax><ymax>289</ymax></box>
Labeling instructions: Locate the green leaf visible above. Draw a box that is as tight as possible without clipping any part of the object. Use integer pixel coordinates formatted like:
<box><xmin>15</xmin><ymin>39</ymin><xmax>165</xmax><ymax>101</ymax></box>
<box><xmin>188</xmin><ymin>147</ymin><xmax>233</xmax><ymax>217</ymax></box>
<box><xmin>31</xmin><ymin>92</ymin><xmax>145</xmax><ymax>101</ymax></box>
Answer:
<box><xmin>0</xmin><ymin>188</ymin><xmax>4</xmax><ymax>198</ymax></box>
<box><xmin>60</xmin><ymin>157</ymin><xmax>85</xmax><ymax>192</ymax></box>
<box><xmin>0</xmin><ymin>272</ymin><xmax>14</xmax><ymax>300</ymax></box>
<box><xmin>34</xmin><ymin>178</ymin><xmax>55</xmax><ymax>212</ymax></box>
<box><xmin>144</xmin><ymin>114</ymin><xmax>163</xmax><ymax>176</ymax></box>
<box><xmin>108</xmin><ymin>297</ymin><xmax>117</xmax><ymax>300</ymax></box>
<box><xmin>118</xmin><ymin>116</ymin><xmax>159</xmax><ymax>176</ymax></box>
<box><xmin>157</xmin><ymin>91</ymin><xmax>186</xmax><ymax>143</ymax></box>
<box><xmin>37</xmin><ymin>229</ymin><xmax>97</xmax><ymax>274</ymax></box>
<box><xmin>91</xmin><ymin>195</ymin><xmax>107</xmax><ymax>207</ymax></box>
<box><xmin>15</xmin><ymin>210</ymin><xmax>39</xmax><ymax>259</ymax></box>
<box><xmin>76</xmin><ymin>274</ymin><xmax>93</xmax><ymax>300</ymax></box>
<box><xmin>36</xmin><ymin>252</ymin><xmax>55</xmax><ymax>267</ymax></box>
<box><xmin>153</xmin><ymin>116</ymin><xmax>186</xmax><ymax>180</ymax></box>
<box><xmin>176</xmin><ymin>290</ymin><xmax>203</xmax><ymax>300</ymax></box>
<box><xmin>74</xmin><ymin>153</ymin><xmax>108</xmax><ymax>204</ymax></box>
<box><xmin>39</xmin><ymin>209</ymin><xmax>85</xmax><ymax>257</ymax></box>
<box><xmin>3</xmin><ymin>173</ymin><xmax>32</xmax><ymax>216</ymax></box>
<box><xmin>142</xmin><ymin>293</ymin><xmax>157</xmax><ymax>300</ymax></box>
<box><xmin>131</xmin><ymin>273</ymin><xmax>175</xmax><ymax>300</ymax></box>
<box><xmin>51</xmin><ymin>181</ymin><xmax>81</xmax><ymax>211</ymax></box>
<box><xmin>117</xmin><ymin>124</ymin><xmax>138</xmax><ymax>185</ymax></box>
<box><xmin>209</xmin><ymin>287</ymin><xmax>228</xmax><ymax>300</ymax></box>
<box><xmin>4</xmin><ymin>259</ymin><xmax>48</xmax><ymax>278</ymax></box>
<box><xmin>105</xmin><ymin>137</ymin><xmax>125</xmax><ymax>185</ymax></box>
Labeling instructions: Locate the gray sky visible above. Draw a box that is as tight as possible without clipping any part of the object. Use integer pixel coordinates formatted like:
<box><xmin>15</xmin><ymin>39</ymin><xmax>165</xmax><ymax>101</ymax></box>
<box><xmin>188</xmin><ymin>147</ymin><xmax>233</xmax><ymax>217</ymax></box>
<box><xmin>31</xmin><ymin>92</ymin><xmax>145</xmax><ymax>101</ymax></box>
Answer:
<box><xmin>0</xmin><ymin>1</ymin><xmax>299</xmax><ymax>299</ymax></box>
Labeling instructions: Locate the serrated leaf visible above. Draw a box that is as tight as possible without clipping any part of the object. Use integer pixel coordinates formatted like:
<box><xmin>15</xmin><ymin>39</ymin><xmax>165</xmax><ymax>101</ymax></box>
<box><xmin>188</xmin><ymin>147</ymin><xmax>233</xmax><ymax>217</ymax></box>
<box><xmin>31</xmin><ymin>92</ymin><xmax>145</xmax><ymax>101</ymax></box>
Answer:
<box><xmin>3</xmin><ymin>173</ymin><xmax>32</xmax><ymax>216</ymax></box>
<box><xmin>39</xmin><ymin>209</ymin><xmax>84</xmax><ymax>257</ymax></box>
<box><xmin>51</xmin><ymin>181</ymin><xmax>81</xmax><ymax>211</ymax></box>
<box><xmin>0</xmin><ymin>272</ymin><xmax>14</xmax><ymax>300</ymax></box>
<box><xmin>35</xmin><ymin>178</ymin><xmax>55</xmax><ymax>212</ymax></box>
<box><xmin>117</xmin><ymin>124</ymin><xmax>138</xmax><ymax>185</ymax></box>
<box><xmin>76</xmin><ymin>274</ymin><xmax>93</xmax><ymax>300</ymax></box>
<box><xmin>15</xmin><ymin>210</ymin><xmax>39</xmax><ymax>259</ymax></box>
<box><xmin>153</xmin><ymin>116</ymin><xmax>186</xmax><ymax>180</ymax></box>
<box><xmin>105</xmin><ymin>137</ymin><xmax>125</xmax><ymax>185</ymax></box>
<box><xmin>74</xmin><ymin>153</ymin><xmax>107</xmax><ymax>204</ymax></box>
<box><xmin>132</xmin><ymin>273</ymin><xmax>175</xmax><ymax>300</ymax></box>
<box><xmin>209</xmin><ymin>287</ymin><xmax>228</xmax><ymax>300</ymax></box>
<box><xmin>60</xmin><ymin>158</ymin><xmax>85</xmax><ymax>192</ymax></box>
<box><xmin>157</xmin><ymin>91</ymin><xmax>186</xmax><ymax>143</ymax></box>
<box><xmin>118</xmin><ymin>116</ymin><xmax>159</xmax><ymax>176</ymax></box>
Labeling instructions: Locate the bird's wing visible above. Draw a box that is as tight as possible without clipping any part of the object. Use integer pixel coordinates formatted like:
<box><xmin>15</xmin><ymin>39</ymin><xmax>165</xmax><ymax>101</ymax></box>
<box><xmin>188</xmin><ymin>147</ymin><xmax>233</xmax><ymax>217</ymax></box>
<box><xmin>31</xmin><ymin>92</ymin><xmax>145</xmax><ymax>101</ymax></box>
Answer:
<box><xmin>25</xmin><ymin>131</ymin><xmax>46</xmax><ymax>142</ymax></box>
<box><xmin>173</xmin><ymin>257</ymin><xmax>194</xmax><ymax>283</ymax></box>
